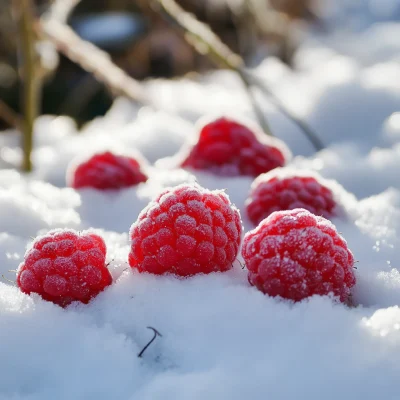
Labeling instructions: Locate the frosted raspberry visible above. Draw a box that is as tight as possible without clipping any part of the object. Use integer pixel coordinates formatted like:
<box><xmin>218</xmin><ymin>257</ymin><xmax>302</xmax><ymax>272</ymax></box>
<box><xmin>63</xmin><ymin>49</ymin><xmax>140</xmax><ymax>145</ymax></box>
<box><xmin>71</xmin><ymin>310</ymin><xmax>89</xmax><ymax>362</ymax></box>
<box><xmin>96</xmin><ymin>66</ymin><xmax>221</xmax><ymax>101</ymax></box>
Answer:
<box><xmin>246</xmin><ymin>169</ymin><xmax>338</xmax><ymax>225</ymax></box>
<box><xmin>68</xmin><ymin>151</ymin><xmax>148</xmax><ymax>190</ymax></box>
<box><xmin>129</xmin><ymin>184</ymin><xmax>242</xmax><ymax>276</ymax></box>
<box><xmin>180</xmin><ymin>117</ymin><xmax>289</xmax><ymax>177</ymax></box>
<box><xmin>17</xmin><ymin>229</ymin><xmax>112</xmax><ymax>307</ymax></box>
<box><xmin>242</xmin><ymin>208</ymin><xmax>355</xmax><ymax>303</ymax></box>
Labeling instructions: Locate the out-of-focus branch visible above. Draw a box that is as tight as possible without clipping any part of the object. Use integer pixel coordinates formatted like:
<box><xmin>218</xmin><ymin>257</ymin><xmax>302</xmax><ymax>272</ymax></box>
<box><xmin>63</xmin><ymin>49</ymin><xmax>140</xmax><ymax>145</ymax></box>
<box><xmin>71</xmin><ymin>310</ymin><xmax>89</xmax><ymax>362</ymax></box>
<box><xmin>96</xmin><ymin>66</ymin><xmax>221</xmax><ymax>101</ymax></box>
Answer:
<box><xmin>38</xmin><ymin>19</ymin><xmax>151</xmax><ymax>106</ymax></box>
<box><xmin>152</xmin><ymin>0</ymin><xmax>324</xmax><ymax>150</ymax></box>
<box><xmin>13</xmin><ymin>0</ymin><xmax>40</xmax><ymax>172</ymax></box>
<box><xmin>45</xmin><ymin>0</ymin><xmax>81</xmax><ymax>23</ymax></box>
<box><xmin>0</xmin><ymin>100</ymin><xmax>24</xmax><ymax>131</ymax></box>
<box><xmin>247</xmin><ymin>0</ymin><xmax>289</xmax><ymax>39</ymax></box>
<box><xmin>239</xmin><ymin>70</ymin><xmax>272</xmax><ymax>136</ymax></box>
<box><xmin>153</xmin><ymin>0</ymin><xmax>272</xmax><ymax>135</ymax></box>
<box><xmin>154</xmin><ymin>0</ymin><xmax>243</xmax><ymax>70</ymax></box>
<box><xmin>244</xmin><ymin>71</ymin><xmax>324</xmax><ymax>151</ymax></box>
<box><xmin>58</xmin><ymin>74</ymin><xmax>101</xmax><ymax>118</ymax></box>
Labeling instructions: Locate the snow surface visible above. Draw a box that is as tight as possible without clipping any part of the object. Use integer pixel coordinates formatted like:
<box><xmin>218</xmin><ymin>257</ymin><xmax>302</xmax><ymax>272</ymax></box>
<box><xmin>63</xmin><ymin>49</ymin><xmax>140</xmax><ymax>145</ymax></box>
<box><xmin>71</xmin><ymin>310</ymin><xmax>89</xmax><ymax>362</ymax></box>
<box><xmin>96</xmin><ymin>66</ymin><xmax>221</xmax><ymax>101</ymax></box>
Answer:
<box><xmin>1</xmin><ymin>2</ymin><xmax>400</xmax><ymax>399</ymax></box>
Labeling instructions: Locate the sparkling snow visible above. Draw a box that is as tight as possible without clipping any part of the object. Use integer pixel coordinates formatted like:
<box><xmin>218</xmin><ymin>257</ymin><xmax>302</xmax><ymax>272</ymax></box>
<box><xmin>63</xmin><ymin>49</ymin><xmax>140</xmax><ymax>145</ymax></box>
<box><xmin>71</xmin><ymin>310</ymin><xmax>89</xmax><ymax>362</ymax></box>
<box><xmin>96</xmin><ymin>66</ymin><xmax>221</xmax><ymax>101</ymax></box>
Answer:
<box><xmin>1</xmin><ymin>2</ymin><xmax>400</xmax><ymax>399</ymax></box>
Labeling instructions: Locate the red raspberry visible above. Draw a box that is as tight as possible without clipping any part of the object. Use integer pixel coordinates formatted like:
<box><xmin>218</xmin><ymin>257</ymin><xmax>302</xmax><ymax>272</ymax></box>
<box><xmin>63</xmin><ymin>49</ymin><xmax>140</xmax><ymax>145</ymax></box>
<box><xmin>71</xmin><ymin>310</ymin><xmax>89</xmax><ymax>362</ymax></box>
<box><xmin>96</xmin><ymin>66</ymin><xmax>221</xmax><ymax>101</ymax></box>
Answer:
<box><xmin>246</xmin><ymin>169</ymin><xmax>338</xmax><ymax>225</ymax></box>
<box><xmin>16</xmin><ymin>229</ymin><xmax>112</xmax><ymax>307</ymax></box>
<box><xmin>180</xmin><ymin>117</ymin><xmax>289</xmax><ymax>177</ymax></box>
<box><xmin>242</xmin><ymin>208</ymin><xmax>355</xmax><ymax>303</ymax></box>
<box><xmin>68</xmin><ymin>151</ymin><xmax>148</xmax><ymax>190</ymax></box>
<box><xmin>129</xmin><ymin>184</ymin><xmax>242</xmax><ymax>276</ymax></box>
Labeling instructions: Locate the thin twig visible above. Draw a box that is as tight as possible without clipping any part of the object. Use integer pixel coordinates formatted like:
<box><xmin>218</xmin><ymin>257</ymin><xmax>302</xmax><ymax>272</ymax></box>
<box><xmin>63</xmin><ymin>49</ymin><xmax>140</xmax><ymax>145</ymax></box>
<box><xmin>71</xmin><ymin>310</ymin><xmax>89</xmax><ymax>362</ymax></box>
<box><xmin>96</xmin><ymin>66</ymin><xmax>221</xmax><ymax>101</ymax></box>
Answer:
<box><xmin>247</xmin><ymin>0</ymin><xmax>289</xmax><ymax>40</ymax></box>
<box><xmin>238</xmin><ymin>69</ymin><xmax>273</xmax><ymax>136</ymax></box>
<box><xmin>244</xmin><ymin>71</ymin><xmax>324</xmax><ymax>151</ymax></box>
<box><xmin>0</xmin><ymin>99</ymin><xmax>24</xmax><ymax>130</ymax></box>
<box><xmin>154</xmin><ymin>0</ymin><xmax>243</xmax><ymax>70</ymax></box>
<box><xmin>2</xmin><ymin>275</ymin><xmax>16</xmax><ymax>285</ymax></box>
<box><xmin>14</xmin><ymin>0</ymin><xmax>40</xmax><ymax>172</ymax></box>
<box><xmin>152</xmin><ymin>0</ymin><xmax>324</xmax><ymax>149</ymax></box>
<box><xmin>58</xmin><ymin>73</ymin><xmax>101</xmax><ymax>118</ymax></box>
<box><xmin>152</xmin><ymin>0</ymin><xmax>275</xmax><ymax>134</ymax></box>
<box><xmin>38</xmin><ymin>19</ymin><xmax>151</xmax><ymax>106</ymax></box>
<box><xmin>138</xmin><ymin>327</ymin><xmax>163</xmax><ymax>358</ymax></box>
<box><xmin>237</xmin><ymin>259</ymin><xmax>245</xmax><ymax>270</ymax></box>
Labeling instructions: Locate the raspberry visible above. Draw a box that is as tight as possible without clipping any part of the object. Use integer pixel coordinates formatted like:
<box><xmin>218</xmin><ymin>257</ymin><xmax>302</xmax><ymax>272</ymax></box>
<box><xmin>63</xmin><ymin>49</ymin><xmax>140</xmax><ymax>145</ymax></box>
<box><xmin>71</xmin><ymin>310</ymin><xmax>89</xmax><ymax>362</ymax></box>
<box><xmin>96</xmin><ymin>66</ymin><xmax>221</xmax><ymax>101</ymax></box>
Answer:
<box><xmin>129</xmin><ymin>184</ymin><xmax>242</xmax><ymax>276</ymax></box>
<box><xmin>180</xmin><ymin>117</ymin><xmax>289</xmax><ymax>177</ymax></box>
<box><xmin>246</xmin><ymin>169</ymin><xmax>338</xmax><ymax>225</ymax></box>
<box><xmin>68</xmin><ymin>151</ymin><xmax>148</xmax><ymax>190</ymax></box>
<box><xmin>242</xmin><ymin>208</ymin><xmax>355</xmax><ymax>303</ymax></box>
<box><xmin>16</xmin><ymin>229</ymin><xmax>112</xmax><ymax>307</ymax></box>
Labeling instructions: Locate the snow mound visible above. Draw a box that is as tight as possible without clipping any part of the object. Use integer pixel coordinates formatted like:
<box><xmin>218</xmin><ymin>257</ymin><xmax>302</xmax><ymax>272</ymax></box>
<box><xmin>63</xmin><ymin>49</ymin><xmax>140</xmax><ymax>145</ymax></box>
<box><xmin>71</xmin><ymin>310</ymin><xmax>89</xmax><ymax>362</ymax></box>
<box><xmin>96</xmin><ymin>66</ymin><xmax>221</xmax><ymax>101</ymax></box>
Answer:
<box><xmin>1</xmin><ymin>3</ymin><xmax>400</xmax><ymax>398</ymax></box>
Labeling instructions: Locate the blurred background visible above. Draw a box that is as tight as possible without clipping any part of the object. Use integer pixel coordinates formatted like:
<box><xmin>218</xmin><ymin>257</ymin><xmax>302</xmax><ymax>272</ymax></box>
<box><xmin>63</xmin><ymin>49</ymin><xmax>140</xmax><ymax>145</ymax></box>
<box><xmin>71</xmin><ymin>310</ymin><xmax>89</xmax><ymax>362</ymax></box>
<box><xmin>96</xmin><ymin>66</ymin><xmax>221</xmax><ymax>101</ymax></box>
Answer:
<box><xmin>1</xmin><ymin>0</ymin><xmax>400</xmax><ymax>127</ymax></box>
<box><xmin>0</xmin><ymin>0</ymin><xmax>322</xmax><ymax>126</ymax></box>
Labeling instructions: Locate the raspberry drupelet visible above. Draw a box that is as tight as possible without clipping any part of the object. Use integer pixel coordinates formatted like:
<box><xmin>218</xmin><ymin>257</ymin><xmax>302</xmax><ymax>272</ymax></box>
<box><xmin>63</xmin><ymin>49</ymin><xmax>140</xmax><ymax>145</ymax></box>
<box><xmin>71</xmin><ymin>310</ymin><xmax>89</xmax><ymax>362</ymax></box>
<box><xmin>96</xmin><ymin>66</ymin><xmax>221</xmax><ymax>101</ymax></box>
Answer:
<box><xmin>180</xmin><ymin>117</ymin><xmax>289</xmax><ymax>177</ymax></box>
<box><xmin>17</xmin><ymin>229</ymin><xmax>112</xmax><ymax>307</ymax></box>
<box><xmin>68</xmin><ymin>151</ymin><xmax>148</xmax><ymax>190</ymax></box>
<box><xmin>129</xmin><ymin>184</ymin><xmax>243</xmax><ymax>276</ymax></box>
<box><xmin>246</xmin><ymin>169</ymin><xmax>338</xmax><ymax>225</ymax></box>
<box><xmin>242</xmin><ymin>208</ymin><xmax>356</xmax><ymax>303</ymax></box>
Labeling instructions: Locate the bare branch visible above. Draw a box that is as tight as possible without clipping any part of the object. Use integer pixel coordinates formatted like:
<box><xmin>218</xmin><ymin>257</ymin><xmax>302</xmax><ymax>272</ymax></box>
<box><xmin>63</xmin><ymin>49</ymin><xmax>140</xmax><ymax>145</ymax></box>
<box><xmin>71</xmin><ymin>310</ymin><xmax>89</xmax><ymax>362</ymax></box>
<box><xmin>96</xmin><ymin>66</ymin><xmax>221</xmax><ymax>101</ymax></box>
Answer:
<box><xmin>244</xmin><ymin>71</ymin><xmax>324</xmax><ymax>151</ymax></box>
<box><xmin>238</xmin><ymin>69</ymin><xmax>273</xmax><ymax>136</ymax></box>
<box><xmin>13</xmin><ymin>0</ymin><xmax>40</xmax><ymax>172</ymax></box>
<box><xmin>152</xmin><ymin>0</ymin><xmax>276</xmax><ymax>133</ymax></box>
<box><xmin>154</xmin><ymin>0</ymin><xmax>243</xmax><ymax>70</ymax></box>
<box><xmin>138</xmin><ymin>327</ymin><xmax>163</xmax><ymax>358</ymax></box>
<box><xmin>38</xmin><ymin>19</ymin><xmax>151</xmax><ymax>106</ymax></box>
<box><xmin>152</xmin><ymin>0</ymin><xmax>324</xmax><ymax>149</ymax></box>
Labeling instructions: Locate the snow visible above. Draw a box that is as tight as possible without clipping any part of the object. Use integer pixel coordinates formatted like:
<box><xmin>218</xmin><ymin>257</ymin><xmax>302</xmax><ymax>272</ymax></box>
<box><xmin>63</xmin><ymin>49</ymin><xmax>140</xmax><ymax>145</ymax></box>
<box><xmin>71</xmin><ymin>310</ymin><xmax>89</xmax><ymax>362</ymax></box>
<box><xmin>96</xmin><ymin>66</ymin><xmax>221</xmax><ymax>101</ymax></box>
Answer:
<box><xmin>1</xmin><ymin>2</ymin><xmax>400</xmax><ymax>399</ymax></box>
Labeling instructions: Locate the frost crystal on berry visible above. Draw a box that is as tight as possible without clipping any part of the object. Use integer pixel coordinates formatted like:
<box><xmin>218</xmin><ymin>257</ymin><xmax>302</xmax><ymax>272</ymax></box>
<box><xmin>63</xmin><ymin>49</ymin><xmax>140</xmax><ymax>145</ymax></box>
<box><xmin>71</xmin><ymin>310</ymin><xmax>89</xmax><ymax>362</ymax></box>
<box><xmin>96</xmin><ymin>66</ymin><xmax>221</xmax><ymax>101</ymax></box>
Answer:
<box><xmin>242</xmin><ymin>208</ymin><xmax>356</xmax><ymax>303</ymax></box>
<box><xmin>17</xmin><ymin>229</ymin><xmax>112</xmax><ymax>307</ymax></box>
<box><xmin>129</xmin><ymin>184</ymin><xmax>243</xmax><ymax>276</ymax></box>
<box><xmin>246</xmin><ymin>169</ymin><xmax>339</xmax><ymax>225</ymax></box>
<box><xmin>67</xmin><ymin>151</ymin><xmax>148</xmax><ymax>190</ymax></box>
<box><xmin>179</xmin><ymin>117</ymin><xmax>289</xmax><ymax>177</ymax></box>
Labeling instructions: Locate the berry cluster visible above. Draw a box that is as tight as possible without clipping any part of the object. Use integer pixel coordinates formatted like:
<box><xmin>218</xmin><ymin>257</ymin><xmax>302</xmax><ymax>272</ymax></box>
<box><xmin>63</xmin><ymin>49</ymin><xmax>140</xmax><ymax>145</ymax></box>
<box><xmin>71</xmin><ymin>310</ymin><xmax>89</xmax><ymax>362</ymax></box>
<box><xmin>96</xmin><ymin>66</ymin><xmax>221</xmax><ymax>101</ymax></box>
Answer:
<box><xmin>17</xmin><ymin>230</ymin><xmax>111</xmax><ymax>307</ymax></box>
<box><xmin>129</xmin><ymin>184</ymin><xmax>242</xmax><ymax>276</ymax></box>
<box><xmin>242</xmin><ymin>209</ymin><xmax>355</xmax><ymax>303</ymax></box>
<box><xmin>179</xmin><ymin>117</ymin><xmax>289</xmax><ymax>177</ymax></box>
<box><xmin>68</xmin><ymin>151</ymin><xmax>148</xmax><ymax>190</ymax></box>
<box><xmin>15</xmin><ymin>116</ymin><xmax>357</xmax><ymax>307</ymax></box>
<box><xmin>246</xmin><ymin>169</ymin><xmax>338</xmax><ymax>225</ymax></box>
